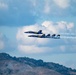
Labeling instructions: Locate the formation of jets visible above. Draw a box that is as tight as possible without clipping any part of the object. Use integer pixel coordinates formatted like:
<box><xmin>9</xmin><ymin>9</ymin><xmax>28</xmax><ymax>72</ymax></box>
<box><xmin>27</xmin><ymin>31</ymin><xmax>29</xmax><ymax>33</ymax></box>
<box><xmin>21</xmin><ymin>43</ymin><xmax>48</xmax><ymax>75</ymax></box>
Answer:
<box><xmin>24</xmin><ymin>30</ymin><xmax>60</xmax><ymax>39</ymax></box>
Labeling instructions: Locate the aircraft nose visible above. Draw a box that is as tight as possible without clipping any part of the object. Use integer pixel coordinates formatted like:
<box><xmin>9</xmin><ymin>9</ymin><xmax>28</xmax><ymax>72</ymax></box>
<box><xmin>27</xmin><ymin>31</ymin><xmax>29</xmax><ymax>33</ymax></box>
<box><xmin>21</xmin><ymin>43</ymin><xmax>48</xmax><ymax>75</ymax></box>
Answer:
<box><xmin>24</xmin><ymin>32</ymin><xmax>27</xmax><ymax>33</ymax></box>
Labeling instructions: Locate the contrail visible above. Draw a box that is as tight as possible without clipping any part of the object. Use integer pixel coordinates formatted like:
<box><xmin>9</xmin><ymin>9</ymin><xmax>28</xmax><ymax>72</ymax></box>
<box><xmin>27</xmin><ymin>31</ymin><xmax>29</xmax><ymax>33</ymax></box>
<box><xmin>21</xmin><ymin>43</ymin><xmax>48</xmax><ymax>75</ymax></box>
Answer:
<box><xmin>60</xmin><ymin>33</ymin><xmax>76</xmax><ymax>39</ymax></box>
<box><xmin>61</xmin><ymin>36</ymin><xmax>76</xmax><ymax>39</ymax></box>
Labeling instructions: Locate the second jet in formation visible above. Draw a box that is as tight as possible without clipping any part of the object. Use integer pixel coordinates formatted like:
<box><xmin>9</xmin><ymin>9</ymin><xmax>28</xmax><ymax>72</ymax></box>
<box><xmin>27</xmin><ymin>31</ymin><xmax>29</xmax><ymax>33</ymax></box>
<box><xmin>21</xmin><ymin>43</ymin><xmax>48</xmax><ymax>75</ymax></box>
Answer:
<box><xmin>24</xmin><ymin>30</ymin><xmax>60</xmax><ymax>39</ymax></box>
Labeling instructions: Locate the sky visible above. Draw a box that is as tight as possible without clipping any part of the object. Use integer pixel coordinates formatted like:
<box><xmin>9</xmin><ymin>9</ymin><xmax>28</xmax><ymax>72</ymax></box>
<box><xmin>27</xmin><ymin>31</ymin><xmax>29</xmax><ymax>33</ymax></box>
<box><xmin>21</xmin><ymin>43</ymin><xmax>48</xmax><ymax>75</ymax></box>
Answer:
<box><xmin>0</xmin><ymin>0</ymin><xmax>76</xmax><ymax>69</ymax></box>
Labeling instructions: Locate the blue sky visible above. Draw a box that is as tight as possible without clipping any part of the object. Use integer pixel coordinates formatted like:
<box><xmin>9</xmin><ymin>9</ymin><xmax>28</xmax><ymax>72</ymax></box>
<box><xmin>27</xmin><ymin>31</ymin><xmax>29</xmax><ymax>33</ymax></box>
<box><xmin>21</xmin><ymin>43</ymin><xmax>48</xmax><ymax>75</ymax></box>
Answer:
<box><xmin>0</xmin><ymin>0</ymin><xmax>76</xmax><ymax>69</ymax></box>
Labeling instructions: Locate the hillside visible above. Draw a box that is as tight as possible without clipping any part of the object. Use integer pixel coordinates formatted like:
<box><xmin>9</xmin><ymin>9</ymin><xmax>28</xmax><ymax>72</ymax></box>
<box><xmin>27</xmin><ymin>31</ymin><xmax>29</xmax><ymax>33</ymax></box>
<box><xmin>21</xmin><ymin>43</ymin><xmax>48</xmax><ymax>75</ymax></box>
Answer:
<box><xmin>0</xmin><ymin>53</ymin><xmax>76</xmax><ymax>75</ymax></box>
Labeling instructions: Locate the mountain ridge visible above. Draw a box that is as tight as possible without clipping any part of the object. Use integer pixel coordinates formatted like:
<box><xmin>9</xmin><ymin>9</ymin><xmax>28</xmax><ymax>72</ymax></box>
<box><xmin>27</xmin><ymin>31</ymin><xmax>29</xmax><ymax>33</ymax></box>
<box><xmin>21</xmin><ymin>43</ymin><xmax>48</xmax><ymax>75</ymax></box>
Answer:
<box><xmin>0</xmin><ymin>53</ymin><xmax>76</xmax><ymax>75</ymax></box>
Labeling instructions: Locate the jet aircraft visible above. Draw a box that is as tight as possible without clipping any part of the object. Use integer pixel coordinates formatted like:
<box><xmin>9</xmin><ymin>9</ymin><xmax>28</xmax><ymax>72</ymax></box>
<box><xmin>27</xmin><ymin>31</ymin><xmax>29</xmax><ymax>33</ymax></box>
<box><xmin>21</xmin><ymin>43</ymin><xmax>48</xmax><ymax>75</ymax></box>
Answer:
<box><xmin>24</xmin><ymin>30</ymin><xmax>60</xmax><ymax>39</ymax></box>
<box><xmin>28</xmin><ymin>34</ymin><xmax>60</xmax><ymax>39</ymax></box>
<box><xmin>24</xmin><ymin>30</ymin><xmax>43</xmax><ymax>34</ymax></box>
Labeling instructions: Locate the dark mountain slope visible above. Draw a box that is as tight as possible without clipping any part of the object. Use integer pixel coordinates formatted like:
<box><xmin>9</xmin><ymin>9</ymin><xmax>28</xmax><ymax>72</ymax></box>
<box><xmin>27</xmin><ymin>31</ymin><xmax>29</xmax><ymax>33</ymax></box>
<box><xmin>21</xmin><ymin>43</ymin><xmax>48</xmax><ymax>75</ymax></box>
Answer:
<box><xmin>0</xmin><ymin>53</ymin><xmax>76</xmax><ymax>75</ymax></box>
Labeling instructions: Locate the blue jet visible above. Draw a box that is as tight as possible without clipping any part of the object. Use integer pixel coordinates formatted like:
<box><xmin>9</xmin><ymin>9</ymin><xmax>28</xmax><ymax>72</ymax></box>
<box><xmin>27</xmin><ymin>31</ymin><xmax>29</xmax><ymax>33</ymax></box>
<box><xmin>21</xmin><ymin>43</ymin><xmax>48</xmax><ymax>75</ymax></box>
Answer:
<box><xmin>28</xmin><ymin>34</ymin><xmax>60</xmax><ymax>39</ymax></box>
<box><xmin>24</xmin><ymin>30</ymin><xmax>43</xmax><ymax>34</ymax></box>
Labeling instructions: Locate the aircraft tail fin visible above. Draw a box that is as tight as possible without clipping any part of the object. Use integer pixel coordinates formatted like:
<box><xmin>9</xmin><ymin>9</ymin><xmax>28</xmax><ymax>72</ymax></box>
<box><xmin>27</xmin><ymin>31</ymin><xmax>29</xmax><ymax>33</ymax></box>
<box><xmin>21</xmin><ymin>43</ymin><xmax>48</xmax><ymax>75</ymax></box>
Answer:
<box><xmin>57</xmin><ymin>34</ymin><xmax>60</xmax><ymax>38</ymax></box>
<box><xmin>38</xmin><ymin>30</ymin><xmax>42</xmax><ymax>34</ymax></box>
<box><xmin>52</xmin><ymin>34</ymin><xmax>56</xmax><ymax>37</ymax></box>
<box><xmin>41</xmin><ymin>34</ymin><xmax>45</xmax><ymax>37</ymax></box>
<box><xmin>47</xmin><ymin>34</ymin><xmax>50</xmax><ymax>37</ymax></box>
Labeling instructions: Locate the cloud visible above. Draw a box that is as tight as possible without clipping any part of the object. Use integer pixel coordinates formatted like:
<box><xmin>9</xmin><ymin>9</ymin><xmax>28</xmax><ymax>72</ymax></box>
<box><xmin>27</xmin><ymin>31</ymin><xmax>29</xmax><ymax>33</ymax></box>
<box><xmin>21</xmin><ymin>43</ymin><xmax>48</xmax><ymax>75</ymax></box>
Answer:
<box><xmin>42</xmin><ymin>21</ymin><xmax>57</xmax><ymax>33</ymax></box>
<box><xmin>16</xmin><ymin>24</ymin><xmax>50</xmax><ymax>46</ymax></box>
<box><xmin>0</xmin><ymin>0</ymin><xmax>37</xmax><ymax>26</ymax></box>
<box><xmin>0</xmin><ymin>2</ymin><xmax>8</xmax><ymax>10</ymax></box>
<box><xmin>16</xmin><ymin>21</ymin><xmax>76</xmax><ymax>54</ymax></box>
<box><xmin>0</xmin><ymin>32</ymin><xmax>17</xmax><ymax>53</ymax></box>
<box><xmin>18</xmin><ymin>44</ymin><xmax>52</xmax><ymax>54</ymax></box>
<box><xmin>53</xmin><ymin>0</ymin><xmax>70</xmax><ymax>8</ymax></box>
<box><xmin>0</xmin><ymin>33</ymin><xmax>6</xmax><ymax>50</ymax></box>
<box><xmin>43</xmin><ymin>0</ymin><xmax>51</xmax><ymax>14</ymax></box>
<box><xmin>0</xmin><ymin>0</ymin><xmax>76</xmax><ymax>26</ymax></box>
<box><xmin>42</xmin><ymin>21</ymin><xmax>74</xmax><ymax>33</ymax></box>
<box><xmin>0</xmin><ymin>40</ymin><xmax>4</xmax><ymax>50</ymax></box>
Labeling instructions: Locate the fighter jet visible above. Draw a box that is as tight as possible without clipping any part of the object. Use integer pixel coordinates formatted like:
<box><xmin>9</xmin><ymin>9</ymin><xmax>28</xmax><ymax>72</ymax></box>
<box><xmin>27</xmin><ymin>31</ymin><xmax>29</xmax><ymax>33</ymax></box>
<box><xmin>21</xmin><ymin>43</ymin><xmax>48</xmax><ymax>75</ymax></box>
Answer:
<box><xmin>24</xmin><ymin>30</ymin><xmax>43</xmax><ymax>34</ymax></box>
<box><xmin>28</xmin><ymin>34</ymin><xmax>60</xmax><ymax>39</ymax></box>
<box><xmin>51</xmin><ymin>34</ymin><xmax>60</xmax><ymax>39</ymax></box>
<box><xmin>28</xmin><ymin>34</ymin><xmax>45</xmax><ymax>38</ymax></box>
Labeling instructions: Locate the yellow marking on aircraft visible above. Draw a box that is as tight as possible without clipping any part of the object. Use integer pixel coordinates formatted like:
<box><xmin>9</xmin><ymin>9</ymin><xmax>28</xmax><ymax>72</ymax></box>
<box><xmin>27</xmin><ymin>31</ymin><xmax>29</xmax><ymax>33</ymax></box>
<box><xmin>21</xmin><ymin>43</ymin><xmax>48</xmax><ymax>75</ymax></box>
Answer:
<box><xmin>35</xmin><ymin>32</ymin><xmax>38</xmax><ymax>34</ymax></box>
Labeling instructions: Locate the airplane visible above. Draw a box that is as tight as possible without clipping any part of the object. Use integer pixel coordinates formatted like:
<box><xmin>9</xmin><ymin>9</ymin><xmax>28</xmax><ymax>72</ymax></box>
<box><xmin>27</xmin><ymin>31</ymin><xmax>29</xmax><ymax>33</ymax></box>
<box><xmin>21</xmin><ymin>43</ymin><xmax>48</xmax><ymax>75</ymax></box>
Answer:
<box><xmin>51</xmin><ymin>34</ymin><xmax>60</xmax><ymax>39</ymax></box>
<box><xmin>28</xmin><ymin>34</ymin><xmax>60</xmax><ymax>39</ymax></box>
<box><xmin>24</xmin><ymin>30</ymin><xmax>43</xmax><ymax>34</ymax></box>
<box><xmin>28</xmin><ymin>34</ymin><xmax>45</xmax><ymax>38</ymax></box>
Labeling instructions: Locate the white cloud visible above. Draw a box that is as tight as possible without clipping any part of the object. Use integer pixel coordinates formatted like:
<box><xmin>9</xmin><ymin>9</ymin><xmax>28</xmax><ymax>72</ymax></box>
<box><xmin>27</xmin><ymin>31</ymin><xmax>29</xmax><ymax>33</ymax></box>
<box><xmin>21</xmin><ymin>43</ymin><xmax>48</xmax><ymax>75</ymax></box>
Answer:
<box><xmin>42</xmin><ymin>21</ymin><xmax>57</xmax><ymax>33</ymax></box>
<box><xmin>57</xmin><ymin>21</ymin><xmax>74</xmax><ymax>33</ymax></box>
<box><xmin>53</xmin><ymin>0</ymin><xmax>70</xmax><ymax>8</ymax></box>
<box><xmin>0</xmin><ymin>33</ymin><xmax>5</xmax><ymax>50</ymax></box>
<box><xmin>16</xmin><ymin>23</ymin><xmax>51</xmax><ymax>54</ymax></box>
<box><xmin>16</xmin><ymin>21</ymin><xmax>76</xmax><ymax>54</ymax></box>
<box><xmin>0</xmin><ymin>32</ymin><xmax>17</xmax><ymax>52</ymax></box>
<box><xmin>44</xmin><ymin>0</ymin><xmax>51</xmax><ymax>14</ymax></box>
<box><xmin>16</xmin><ymin>24</ymin><xmax>50</xmax><ymax>45</ymax></box>
<box><xmin>42</xmin><ymin>21</ymin><xmax>74</xmax><ymax>34</ymax></box>
<box><xmin>29</xmin><ymin>0</ymin><xmax>37</xmax><ymax>7</ymax></box>
<box><xmin>67</xmin><ymin>23</ymin><xmax>74</xmax><ymax>31</ymax></box>
<box><xmin>18</xmin><ymin>44</ymin><xmax>52</xmax><ymax>54</ymax></box>
<box><xmin>60</xmin><ymin>45</ymin><xmax>66</xmax><ymax>52</ymax></box>
<box><xmin>0</xmin><ymin>40</ymin><xmax>4</xmax><ymax>50</ymax></box>
<box><xmin>0</xmin><ymin>2</ymin><xmax>8</xmax><ymax>10</ymax></box>
<box><xmin>29</xmin><ymin>0</ymin><xmax>52</xmax><ymax>15</ymax></box>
